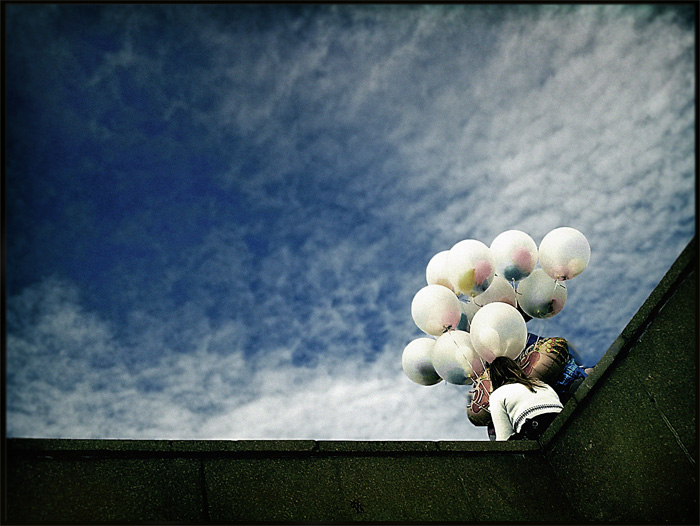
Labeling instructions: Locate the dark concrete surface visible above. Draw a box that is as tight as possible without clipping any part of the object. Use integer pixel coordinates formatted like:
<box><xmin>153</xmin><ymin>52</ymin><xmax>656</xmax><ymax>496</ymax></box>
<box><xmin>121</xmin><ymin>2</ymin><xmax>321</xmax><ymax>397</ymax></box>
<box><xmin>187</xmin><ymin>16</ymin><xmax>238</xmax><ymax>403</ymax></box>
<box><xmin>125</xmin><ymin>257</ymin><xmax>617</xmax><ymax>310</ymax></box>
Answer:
<box><xmin>544</xmin><ymin>243</ymin><xmax>697</xmax><ymax>524</ymax></box>
<box><xmin>7</xmin><ymin>455</ymin><xmax>206</xmax><ymax>523</ymax></box>
<box><xmin>6</xmin><ymin>441</ymin><xmax>568</xmax><ymax>523</ymax></box>
<box><xmin>4</xmin><ymin>237</ymin><xmax>697</xmax><ymax>524</ymax></box>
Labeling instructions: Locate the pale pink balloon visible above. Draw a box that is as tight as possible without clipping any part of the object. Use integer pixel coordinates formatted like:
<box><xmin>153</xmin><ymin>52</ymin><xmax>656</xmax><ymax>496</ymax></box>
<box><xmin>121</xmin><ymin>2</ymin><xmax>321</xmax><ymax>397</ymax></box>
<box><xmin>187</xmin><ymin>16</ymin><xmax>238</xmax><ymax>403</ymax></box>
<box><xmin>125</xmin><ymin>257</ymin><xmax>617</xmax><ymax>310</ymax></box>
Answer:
<box><xmin>551</xmin><ymin>265</ymin><xmax>570</xmax><ymax>280</ymax></box>
<box><xmin>474</xmin><ymin>260</ymin><xmax>493</xmax><ymax>285</ymax></box>
<box><xmin>490</xmin><ymin>230</ymin><xmax>538</xmax><ymax>282</ymax></box>
<box><xmin>538</xmin><ymin>227</ymin><xmax>591</xmax><ymax>281</ymax></box>
<box><xmin>441</xmin><ymin>310</ymin><xmax>462</xmax><ymax>331</ymax></box>
<box><xmin>550</xmin><ymin>297</ymin><xmax>565</xmax><ymax>315</ymax></box>
<box><xmin>469</xmin><ymin>354</ymin><xmax>485</xmax><ymax>376</ymax></box>
<box><xmin>476</xmin><ymin>346</ymin><xmax>497</xmax><ymax>363</ymax></box>
<box><xmin>512</xmin><ymin>247</ymin><xmax>535</xmax><ymax>273</ymax></box>
<box><xmin>411</xmin><ymin>285</ymin><xmax>463</xmax><ymax>336</ymax></box>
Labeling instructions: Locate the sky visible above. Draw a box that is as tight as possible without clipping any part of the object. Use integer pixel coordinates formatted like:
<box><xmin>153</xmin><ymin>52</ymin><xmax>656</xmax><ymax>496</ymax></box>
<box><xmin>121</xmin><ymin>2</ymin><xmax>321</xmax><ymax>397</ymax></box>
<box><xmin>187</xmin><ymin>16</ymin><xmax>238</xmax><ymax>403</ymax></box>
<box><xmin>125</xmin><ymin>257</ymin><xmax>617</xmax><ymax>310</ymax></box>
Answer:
<box><xmin>4</xmin><ymin>3</ymin><xmax>696</xmax><ymax>441</ymax></box>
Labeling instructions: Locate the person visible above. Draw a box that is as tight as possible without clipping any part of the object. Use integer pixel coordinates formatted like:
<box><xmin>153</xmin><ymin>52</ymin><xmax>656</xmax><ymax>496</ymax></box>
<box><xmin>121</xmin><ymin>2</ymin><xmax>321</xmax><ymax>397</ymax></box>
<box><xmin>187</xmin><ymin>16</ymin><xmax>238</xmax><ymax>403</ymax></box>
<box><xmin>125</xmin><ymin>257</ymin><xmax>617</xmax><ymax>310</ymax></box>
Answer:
<box><xmin>488</xmin><ymin>356</ymin><xmax>564</xmax><ymax>441</ymax></box>
<box><xmin>524</xmin><ymin>333</ymin><xmax>589</xmax><ymax>404</ymax></box>
<box><xmin>482</xmin><ymin>335</ymin><xmax>593</xmax><ymax>440</ymax></box>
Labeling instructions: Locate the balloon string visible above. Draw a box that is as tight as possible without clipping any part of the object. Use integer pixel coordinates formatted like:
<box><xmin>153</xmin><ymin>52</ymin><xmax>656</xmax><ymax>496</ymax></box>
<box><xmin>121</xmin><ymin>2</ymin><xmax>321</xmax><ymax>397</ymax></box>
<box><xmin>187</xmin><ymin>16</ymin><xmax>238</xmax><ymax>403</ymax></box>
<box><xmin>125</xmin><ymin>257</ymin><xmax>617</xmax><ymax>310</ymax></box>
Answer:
<box><xmin>532</xmin><ymin>318</ymin><xmax>543</xmax><ymax>355</ymax></box>
<box><xmin>450</xmin><ymin>332</ymin><xmax>481</xmax><ymax>383</ymax></box>
<box><xmin>448</xmin><ymin>330</ymin><xmax>458</xmax><ymax>346</ymax></box>
<box><xmin>477</xmin><ymin>355</ymin><xmax>487</xmax><ymax>379</ymax></box>
<box><xmin>554</xmin><ymin>279</ymin><xmax>566</xmax><ymax>292</ymax></box>
<box><xmin>513</xmin><ymin>282</ymin><xmax>522</xmax><ymax>310</ymax></box>
<box><xmin>463</xmin><ymin>351</ymin><xmax>486</xmax><ymax>383</ymax></box>
<box><xmin>447</xmin><ymin>307</ymin><xmax>488</xmax><ymax>381</ymax></box>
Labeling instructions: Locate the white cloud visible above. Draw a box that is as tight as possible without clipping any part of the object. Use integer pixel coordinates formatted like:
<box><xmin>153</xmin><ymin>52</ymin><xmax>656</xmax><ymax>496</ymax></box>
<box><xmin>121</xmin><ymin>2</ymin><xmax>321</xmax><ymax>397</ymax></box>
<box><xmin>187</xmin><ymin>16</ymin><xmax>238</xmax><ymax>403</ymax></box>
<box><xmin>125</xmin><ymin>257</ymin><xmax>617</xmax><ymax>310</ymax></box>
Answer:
<box><xmin>7</xmin><ymin>277</ymin><xmax>483</xmax><ymax>440</ymax></box>
<box><xmin>6</xmin><ymin>4</ymin><xmax>694</xmax><ymax>440</ymax></box>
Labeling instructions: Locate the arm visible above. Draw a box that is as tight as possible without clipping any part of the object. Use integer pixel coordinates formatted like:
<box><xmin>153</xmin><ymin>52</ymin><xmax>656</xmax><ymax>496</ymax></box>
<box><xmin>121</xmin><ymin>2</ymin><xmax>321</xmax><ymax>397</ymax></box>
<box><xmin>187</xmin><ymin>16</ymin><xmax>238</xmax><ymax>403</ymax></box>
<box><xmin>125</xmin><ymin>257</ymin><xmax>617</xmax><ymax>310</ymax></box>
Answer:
<box><xmin>489</xmin><ymin>391</ymin><xmax>514</xmax><ymax>441</ymax></box>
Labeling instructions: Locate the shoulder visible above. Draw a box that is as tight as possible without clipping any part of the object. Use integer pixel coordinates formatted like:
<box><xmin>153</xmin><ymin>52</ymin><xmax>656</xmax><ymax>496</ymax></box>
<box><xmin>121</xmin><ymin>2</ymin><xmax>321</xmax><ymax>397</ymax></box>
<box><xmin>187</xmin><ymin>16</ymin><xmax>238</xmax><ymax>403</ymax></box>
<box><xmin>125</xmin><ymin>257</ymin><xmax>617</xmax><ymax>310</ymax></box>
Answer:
<box><xmin>495</xmin><ymin>382</ymin><xmax>526</xmax><ymax>392</ymax></box>
<box><xmin>490</xmin><ymin>382</ymin><xmax>521</xmax><ymax>401</ymax></box>
<box><xmin>533</xmin><ymin>381</ymin><xmax>555</xmax><ymax>393</ymax></box>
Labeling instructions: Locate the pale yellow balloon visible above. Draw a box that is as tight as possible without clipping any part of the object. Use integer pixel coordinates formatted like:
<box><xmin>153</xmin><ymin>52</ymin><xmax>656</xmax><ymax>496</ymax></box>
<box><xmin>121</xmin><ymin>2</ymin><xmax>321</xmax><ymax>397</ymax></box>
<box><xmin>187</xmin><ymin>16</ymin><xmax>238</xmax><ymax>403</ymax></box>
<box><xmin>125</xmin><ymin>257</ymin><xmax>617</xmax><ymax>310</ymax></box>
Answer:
<box><xmin>457</xmin><ymin>269</ymin><xmax>476</xmax><ymax>297</ymax></box>
<box><xmin>447</xmin><ymin>239</ymin><xmax>495</xmax><ymax>297</ymax></box>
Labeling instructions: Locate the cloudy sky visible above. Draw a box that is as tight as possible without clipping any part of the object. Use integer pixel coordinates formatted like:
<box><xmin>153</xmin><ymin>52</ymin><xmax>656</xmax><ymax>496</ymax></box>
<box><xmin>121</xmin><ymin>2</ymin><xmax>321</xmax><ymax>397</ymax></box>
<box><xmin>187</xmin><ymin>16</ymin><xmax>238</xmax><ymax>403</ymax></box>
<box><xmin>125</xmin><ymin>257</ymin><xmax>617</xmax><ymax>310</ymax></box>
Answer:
<box><xmin>5</xmin><ymin>4</ymin><xmax>695</xmax><ymax>441</ymax></box>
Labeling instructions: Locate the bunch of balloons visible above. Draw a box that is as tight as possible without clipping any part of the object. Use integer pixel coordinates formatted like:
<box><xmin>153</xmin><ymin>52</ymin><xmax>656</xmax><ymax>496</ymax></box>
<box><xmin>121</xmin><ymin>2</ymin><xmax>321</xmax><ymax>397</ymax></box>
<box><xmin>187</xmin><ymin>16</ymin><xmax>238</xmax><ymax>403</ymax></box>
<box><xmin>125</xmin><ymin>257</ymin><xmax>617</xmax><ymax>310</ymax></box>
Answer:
<box><xmin>402</xmin><ymin>227</ymin><xmax>590</xmax><ymax>387</ymax></box>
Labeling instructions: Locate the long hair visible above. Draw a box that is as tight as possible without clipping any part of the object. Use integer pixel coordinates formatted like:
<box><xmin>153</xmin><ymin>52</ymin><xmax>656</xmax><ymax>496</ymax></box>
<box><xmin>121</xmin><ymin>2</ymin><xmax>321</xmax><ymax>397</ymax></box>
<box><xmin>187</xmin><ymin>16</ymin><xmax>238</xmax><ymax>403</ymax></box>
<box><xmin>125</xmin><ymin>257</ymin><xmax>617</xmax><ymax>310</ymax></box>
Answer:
<box><xmin>488</xmin><ymin>356</ymin><xmax>545</xmax><ymax>393</ymax></box>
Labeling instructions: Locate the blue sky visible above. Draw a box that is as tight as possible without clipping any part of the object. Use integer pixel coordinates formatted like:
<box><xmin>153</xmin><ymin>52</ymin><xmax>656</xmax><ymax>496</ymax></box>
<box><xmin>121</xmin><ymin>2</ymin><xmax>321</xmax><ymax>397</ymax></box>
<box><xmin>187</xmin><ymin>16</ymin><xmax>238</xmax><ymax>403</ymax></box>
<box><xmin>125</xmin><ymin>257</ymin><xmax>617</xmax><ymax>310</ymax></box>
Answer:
<box><xmin>5</xmin><ymin>4</ymin><xmax>695</xmax><ymax>440</ymax></box>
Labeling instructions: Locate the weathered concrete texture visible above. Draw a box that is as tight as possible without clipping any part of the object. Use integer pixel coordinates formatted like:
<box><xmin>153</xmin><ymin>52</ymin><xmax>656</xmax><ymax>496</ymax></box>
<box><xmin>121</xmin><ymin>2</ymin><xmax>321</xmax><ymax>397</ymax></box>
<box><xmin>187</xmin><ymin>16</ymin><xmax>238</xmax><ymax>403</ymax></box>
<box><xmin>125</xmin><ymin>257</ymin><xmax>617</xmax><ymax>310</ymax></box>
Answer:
<box><xmin>5</xmin><ymin>441</ymin><xmax>570</xmax><ymax>523</ymax></box>
<box><xmin>4</xmin><ymin>237</ymin><xmax>697</xmax><ymax>524</ymax></box>
<box><xmin>445</xmin><ymin>451</ymin><xmax>574</xmax><ymax>523</ymax></box>
<box><xmin>6</xmin><ymin>454</ymin><xmax>206</xmax><ymax>523</ymax></box>
<box><xmin>545</xmin><ymin>240</ymin><xmax>697</xmax><ymax>524</ymax></box>
<box><xmin>334</xmin><ymin>450</ymin><xmax>571</xmax><ymax>522</ymax></box>
<box><xmin>627</xmin><ymin>271</ymin><xmax>697</xmax><ymax>459</ymax></box>
<box><xmin>205</xmin><ymin>456</ymin><xmax>346</xmax><ymax>522</ymax></box>
<box><xmin>204</xmin><ymin>454</ymin><xmax>485</xmax><ymax>522</ymax></box>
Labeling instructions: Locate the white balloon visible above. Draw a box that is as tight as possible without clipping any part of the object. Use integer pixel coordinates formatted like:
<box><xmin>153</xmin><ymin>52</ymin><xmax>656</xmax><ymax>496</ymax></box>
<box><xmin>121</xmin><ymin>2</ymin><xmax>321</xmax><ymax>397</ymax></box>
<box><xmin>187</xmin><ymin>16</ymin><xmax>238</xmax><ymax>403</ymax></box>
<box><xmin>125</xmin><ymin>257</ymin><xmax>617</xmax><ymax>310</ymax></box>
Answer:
<box><xmin>538</xmin><ymin>227</ymin><xmax>590</xmax><ymax>281</ymax></box>
<box><xmin>447</xmin><ymin>239</ymin><xmax>495</xmax><ymax>297</ymax></box>
<box><xmin>402</xmin><ymin>338</ymin><xmax>442</xmax><ymax>386</ymax></box>
<box><xmin>490</xmin><ymin>230</ymin><xmax>538</xmax><ymax>282</ymax></box>
<box><xmin>432</xmin><ymin>331</ymin><xmax>476</xmax><ymax>384</ymax></box>
<box><xmin>470</xmin><ymin>302</ymin><xmax>527</xmax><ymax>362</ymax></box>
<box><xmin>455</xmin><ymin>344</ymin><xmax>486</xmax><ymax>378</ymax></box>
<box><xmin>473</xmin><ymin>275</ymin><xmax>517</xmax><ymax>308</ymax></box>
<box><xmin>442</xmin><ymin>330</ymin><xmax>485</xmax><ymax>377</ymax></box>
<box><xmin>426</xmin><ymin>250</ymin><xmax>455</xmax><ymax>292</ymax></box>
<box><xmin>459</xmin><ymin>299</ymin><xmax>481</xmax><ymax>330</ymax></box>
<box><xmin>411</xmin><ymin>285</ymin><xmax>463</xmax><ymax>336</ymax></box>
<box><xmin>516</xmin><ymin>268</ymin><xmax>567</xmax><ymax>319</ymax></box>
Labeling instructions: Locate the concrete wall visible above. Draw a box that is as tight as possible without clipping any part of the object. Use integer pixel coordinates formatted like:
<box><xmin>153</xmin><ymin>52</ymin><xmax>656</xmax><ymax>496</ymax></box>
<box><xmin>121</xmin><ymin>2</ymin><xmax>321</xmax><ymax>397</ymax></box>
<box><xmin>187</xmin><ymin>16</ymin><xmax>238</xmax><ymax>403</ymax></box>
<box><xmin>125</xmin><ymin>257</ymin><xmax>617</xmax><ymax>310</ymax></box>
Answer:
<box><xmin>4</xmin><ymin>238</ymin><xmax>697</xmax><ymax>524</ymax></box>
<box><xmin>542</xmin><ymin>236</ymin><xmax>698</xmax><ymax>524</ymax></box>
<box><xmin>6</xmin><ymin>440</ymin><xmax>573</xmax><ymax>523</ymax></box>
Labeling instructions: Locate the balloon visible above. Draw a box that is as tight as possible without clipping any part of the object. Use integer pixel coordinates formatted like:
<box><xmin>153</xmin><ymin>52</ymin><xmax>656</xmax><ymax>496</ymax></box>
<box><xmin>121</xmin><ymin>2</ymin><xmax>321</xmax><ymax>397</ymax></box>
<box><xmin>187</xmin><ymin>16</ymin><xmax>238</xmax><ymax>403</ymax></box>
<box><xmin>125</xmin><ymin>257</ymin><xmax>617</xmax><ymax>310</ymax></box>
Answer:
<box><xmin>426</xmin><ymin>250</ymin><xmax>455</xmax><ymax>292</ymax></box>
<box><xmin>490</xmin><ymin>230</ymin><xmax>538</xmax><ymax>282</ymax></box>
<box><xmin>402</xmin><ymin>338</ymin><xmax>442</xmax><ymax>386</ymax></box>
<box><xmin>456</xmin><ymin>299</ymin><xmax>481</xmax><ymax>331</ymax></box>
<box><xmin>432</xmin><ymin>331</ymin><xmax>475</xmax><ymax>385</ymax></box>
<box><xmin>411</xmin><ymin>285</ymin><xmax>463</xmax><ymax>336</ymax></box>
<box><xmin>456</xmin><ymin>303</ymin><xmax>468</xmax><ymax>331</ymax></box>
<box><xmin>470</xmin><ymin>302</ymin><xmax>527</xmax><ymax>362</ymax></box>
<box><xmin>466</xmin><ymin>371</ymin><xmax>493</xmax><ymax>426</ymax></box>
<box><xmin>516</xmin><ymin>269</ymin><xmax>567</xmax><ymax>319</ymax></box>
<box><xmin>447</xmin><ymin>240</ymin><xmax>495</xmax><ymax>297</ymax></box>
<box><xmin>538</xmin><ymin>227</ymin><xmax>590</xmax><ymax>281</ymax></box>
<box><xmin>453</xmin><ymin>332</ymin><xmax>486</xmax><ymax>377</ymax></box>
<box><xmin>518</xmin><ymin>337</ymin><xmax>570</xmax><ymax>385</ymax></box>
<box><xmin>473</xmin><ymin>275</ymin><xmax>517</xmax><ymax>308</ymax></box>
